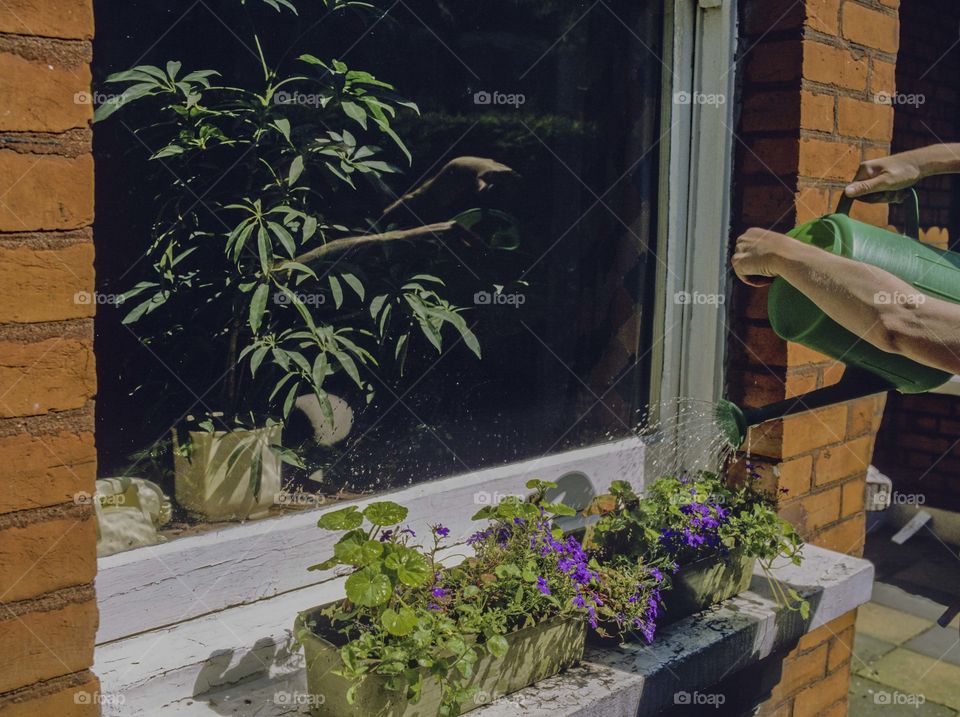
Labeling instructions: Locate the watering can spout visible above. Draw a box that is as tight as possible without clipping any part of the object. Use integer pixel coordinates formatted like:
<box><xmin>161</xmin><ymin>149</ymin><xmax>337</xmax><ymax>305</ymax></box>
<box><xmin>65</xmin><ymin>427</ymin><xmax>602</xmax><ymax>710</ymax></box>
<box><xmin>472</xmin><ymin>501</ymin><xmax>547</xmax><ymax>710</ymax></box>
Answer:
<box><xmin>716</xmin><ymin>369</ymin><xmax>894</xmax><ymax>449</ymax></box>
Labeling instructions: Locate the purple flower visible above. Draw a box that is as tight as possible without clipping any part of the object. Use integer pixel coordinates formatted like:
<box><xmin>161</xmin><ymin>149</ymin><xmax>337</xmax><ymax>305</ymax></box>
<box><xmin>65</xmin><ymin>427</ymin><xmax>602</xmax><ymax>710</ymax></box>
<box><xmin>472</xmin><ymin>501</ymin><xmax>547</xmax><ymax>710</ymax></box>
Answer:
<box><xmin>536</xmin><ymin>576</ymin><xmax>551</xmax><ymax>595</ymax></box>
<box><xmin>432</xmin><ymin>586</ymin><xmax>448</xmax><ymax>599</ymax></box>
<box><xmin>434</xmin><ymin>524</ymin><xmax>450</xmax><ymax>538</ymax></box>
<box><xmin>650</xmin><ymin>567</ymin><xmax>664</xmax><ymax>583</ymax></box>
<box><xmin>379</xmin><ymin>530</ymin><xmax>393</xmax><ymax>543</ymax></box>
<box><xmin>427</xmin><ymin>601</ymin><xmax>442</xmax><ymax>611</ymax></box>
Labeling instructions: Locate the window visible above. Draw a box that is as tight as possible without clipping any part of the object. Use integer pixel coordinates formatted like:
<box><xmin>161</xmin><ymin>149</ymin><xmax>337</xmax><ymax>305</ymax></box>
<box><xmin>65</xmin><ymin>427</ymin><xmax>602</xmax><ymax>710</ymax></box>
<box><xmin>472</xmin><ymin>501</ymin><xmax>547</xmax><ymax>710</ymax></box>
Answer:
<box><xmin>91</xmin><ymin>0</ymin><xmax>736</xmax><ymax>661</ymax></box>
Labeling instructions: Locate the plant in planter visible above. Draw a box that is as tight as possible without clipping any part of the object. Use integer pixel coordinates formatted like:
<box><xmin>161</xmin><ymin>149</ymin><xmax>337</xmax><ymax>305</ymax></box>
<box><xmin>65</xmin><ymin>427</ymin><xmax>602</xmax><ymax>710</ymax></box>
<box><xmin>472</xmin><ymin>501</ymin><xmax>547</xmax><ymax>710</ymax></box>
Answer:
<box><xmin>584</xmin><ymin>471</ymin><xmax>807</xmax><ymax>639</ymax></box>
<box><xmin>94</xmin><ymin>0</ymin><xmax>494</xmax><ymax>519</ymax></box>
<box><xmin>295</xmin><ymin>481</ymin><xmax>604</xmax><ymax>716</ymax></box>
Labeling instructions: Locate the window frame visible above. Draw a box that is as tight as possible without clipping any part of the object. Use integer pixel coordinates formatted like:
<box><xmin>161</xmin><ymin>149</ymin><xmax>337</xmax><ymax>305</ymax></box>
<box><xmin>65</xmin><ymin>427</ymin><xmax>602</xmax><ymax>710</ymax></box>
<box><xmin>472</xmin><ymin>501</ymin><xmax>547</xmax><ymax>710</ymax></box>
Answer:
<box><xmin>95</xmin><ymin>0</ymin><xmax>738</xmax><ymax>657</ymax></box>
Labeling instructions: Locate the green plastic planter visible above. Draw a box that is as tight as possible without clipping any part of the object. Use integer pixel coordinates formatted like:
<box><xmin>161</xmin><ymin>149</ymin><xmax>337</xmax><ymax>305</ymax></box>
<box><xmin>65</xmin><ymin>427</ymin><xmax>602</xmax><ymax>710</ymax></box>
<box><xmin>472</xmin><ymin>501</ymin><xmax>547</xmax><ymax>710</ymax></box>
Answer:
<box><xmin>660</xmin><ymin>549</ymin><xmax>756</xmax><ymax>624</ymax></box>
<box><xmin>295</xmin><ymin>607</ymin><xmax>586</xmax><ymax>717</ymax></box>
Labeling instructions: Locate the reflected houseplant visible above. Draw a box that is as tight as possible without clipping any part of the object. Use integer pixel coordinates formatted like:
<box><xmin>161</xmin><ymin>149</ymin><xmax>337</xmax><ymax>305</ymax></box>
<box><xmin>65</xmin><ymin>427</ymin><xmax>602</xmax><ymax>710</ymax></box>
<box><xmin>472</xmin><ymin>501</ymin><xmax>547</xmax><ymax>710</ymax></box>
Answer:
<box><xmin>94</xmin><ymin>0</ymin><xmax>484</xmax><ymax>519</ymax></box>
<box><xmin>295</xmin><ymin>481</ymin><xmax>610</xmax><ymax>716</ymax></box>
<box><xmin>584</xmin><ymin>471</ymin><xmax>807</xmax><ymax>640</ymax></box>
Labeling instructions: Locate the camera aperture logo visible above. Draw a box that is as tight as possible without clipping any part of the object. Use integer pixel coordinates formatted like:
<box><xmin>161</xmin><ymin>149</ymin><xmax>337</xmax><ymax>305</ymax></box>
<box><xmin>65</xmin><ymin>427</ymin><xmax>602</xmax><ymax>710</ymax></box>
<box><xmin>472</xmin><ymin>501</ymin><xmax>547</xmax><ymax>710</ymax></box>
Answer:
<box><xmin>474</xmin><ymin>290</ymin><xmax>525</xmax><ymax>308</ymax></box>
<box><xmin>872</xmin><ymin>690</ymin><xmax>925</xmax><ymax>708</ymax></box>
<box><xmin>674</xmin><ymin>690</ymin><xmax>726</xmax><ymax>708</ymax></box>
<box><xmin>674</xmin><ymin>91</ymin><xmax>726</xmax><ymax>107</ymax></box>
<box><xmin>674</xmin><ymin>290</ymin><xmax>724</xmax><ymax>306</ymax></box>
<box><xmin>473</xmin><ymin>90</ymin><xmax>526</xmax><ymax>109</ymax></box>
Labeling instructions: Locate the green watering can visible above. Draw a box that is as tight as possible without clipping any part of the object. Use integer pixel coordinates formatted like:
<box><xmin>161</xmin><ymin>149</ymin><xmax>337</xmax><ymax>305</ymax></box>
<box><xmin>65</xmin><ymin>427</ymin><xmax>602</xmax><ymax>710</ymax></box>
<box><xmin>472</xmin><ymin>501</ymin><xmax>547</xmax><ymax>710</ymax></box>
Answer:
<box><xmin>717</xmin><ymin>189</ymin><xmax>960</xmax><ymax>448</ymax></box>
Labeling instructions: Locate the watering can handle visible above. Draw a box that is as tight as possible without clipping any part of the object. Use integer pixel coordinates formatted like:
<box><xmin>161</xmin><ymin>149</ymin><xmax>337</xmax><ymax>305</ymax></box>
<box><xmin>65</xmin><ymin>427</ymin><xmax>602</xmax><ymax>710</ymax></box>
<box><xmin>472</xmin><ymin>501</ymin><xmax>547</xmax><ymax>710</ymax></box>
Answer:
<box><xmin>835</xmin><ymin>188</ymin><xmax>920</xmax><ymax>241</ymax></box>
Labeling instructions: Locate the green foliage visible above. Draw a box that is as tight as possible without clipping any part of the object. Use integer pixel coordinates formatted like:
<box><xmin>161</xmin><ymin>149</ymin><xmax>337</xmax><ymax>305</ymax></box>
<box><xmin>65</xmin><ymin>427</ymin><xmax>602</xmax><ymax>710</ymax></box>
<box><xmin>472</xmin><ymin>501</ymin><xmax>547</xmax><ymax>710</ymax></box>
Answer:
<box><xmin>96</xmin><ymin>0</ymin><xmax>482</xmax><ymax>430</ymax></box>
<box><xmin>307</xmin><ymin>491</ymin><xmax>603</xmax><ymax>715</ymax></box>
<box><xmin>583</xmin><ymin>471</ymin><xmax>808</xmax><ymax>621</ymax></box>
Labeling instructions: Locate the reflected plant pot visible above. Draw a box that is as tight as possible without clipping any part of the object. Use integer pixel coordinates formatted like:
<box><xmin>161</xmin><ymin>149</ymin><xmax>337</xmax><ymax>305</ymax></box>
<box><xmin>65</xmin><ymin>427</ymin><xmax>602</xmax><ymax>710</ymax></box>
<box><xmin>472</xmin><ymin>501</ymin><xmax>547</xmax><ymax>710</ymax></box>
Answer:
<box><xmin>173</xmin><ymin>425</ymin><xmax>282</xmax><ymax>522</ymax></box>
<box><xmin>295</xmin><ymin>605</ymin><xmax>586</xmax><ymax>716</ymax></box>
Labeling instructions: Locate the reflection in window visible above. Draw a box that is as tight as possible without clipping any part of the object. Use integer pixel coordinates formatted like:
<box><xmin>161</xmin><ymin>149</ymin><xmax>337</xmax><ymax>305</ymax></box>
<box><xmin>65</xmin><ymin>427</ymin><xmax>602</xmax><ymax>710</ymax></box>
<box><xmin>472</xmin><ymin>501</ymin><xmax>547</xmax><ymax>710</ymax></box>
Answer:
<box><xmin>92</xmin><ymin>0</ymin><xmax>665</xmax><ymax>547</ymax></box>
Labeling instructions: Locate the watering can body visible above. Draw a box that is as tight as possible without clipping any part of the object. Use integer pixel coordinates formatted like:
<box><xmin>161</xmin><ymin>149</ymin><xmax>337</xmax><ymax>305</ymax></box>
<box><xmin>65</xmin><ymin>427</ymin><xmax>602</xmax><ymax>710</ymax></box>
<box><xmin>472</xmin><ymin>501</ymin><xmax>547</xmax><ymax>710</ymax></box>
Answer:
<box><xmin>767</xmin><ymin>190</ymin><xmax>959</xmax><ymax>393</ymax></box>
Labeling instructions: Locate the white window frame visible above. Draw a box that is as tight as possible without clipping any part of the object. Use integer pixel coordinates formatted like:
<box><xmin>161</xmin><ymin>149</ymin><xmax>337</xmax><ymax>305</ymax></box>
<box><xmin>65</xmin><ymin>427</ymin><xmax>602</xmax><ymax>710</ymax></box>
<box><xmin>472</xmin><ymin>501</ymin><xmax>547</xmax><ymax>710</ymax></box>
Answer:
<box><xmin>95</xmin><ymin>0</ymin><xmax>738</xmax><ymax>696</ymax></box>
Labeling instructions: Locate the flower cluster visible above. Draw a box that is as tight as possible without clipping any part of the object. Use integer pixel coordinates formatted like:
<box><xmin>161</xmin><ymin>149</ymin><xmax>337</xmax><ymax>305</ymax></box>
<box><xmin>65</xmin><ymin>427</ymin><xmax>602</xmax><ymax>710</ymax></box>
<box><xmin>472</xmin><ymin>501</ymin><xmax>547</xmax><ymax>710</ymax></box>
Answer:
<box><xmin>658</xmin><ymin>500</ymin><xmax>729</xmax><ymax>555</ymax></box>
<box><xmin>581</xmin><ymin>471</ymin><xmax>807</xmax><ymax>641</ymax></box>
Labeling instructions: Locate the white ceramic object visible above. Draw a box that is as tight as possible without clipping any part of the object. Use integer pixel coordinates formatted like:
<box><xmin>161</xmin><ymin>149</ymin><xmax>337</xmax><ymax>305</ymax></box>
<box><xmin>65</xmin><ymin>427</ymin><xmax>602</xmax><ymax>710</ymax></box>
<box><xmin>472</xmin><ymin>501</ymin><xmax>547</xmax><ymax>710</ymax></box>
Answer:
<box><xmin>173</xmin><ymin>426</ymin><xmax>282</xmax><ymax>522</ymax></box>
<box><xmin>95</xmin><ymin>476</ymin><xmax>171</xmax><ymax>557</ymax></box>
<box><xmin>294</xmin><ymin>393</ymin><xmax>354</xmax><ymax>445</ymax></box>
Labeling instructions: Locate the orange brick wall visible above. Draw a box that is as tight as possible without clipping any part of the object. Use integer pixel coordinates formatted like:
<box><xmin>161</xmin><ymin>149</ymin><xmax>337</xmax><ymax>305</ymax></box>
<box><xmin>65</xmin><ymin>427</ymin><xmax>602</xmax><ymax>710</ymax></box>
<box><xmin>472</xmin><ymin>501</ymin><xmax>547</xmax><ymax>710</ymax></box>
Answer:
<box><xmin>730</xmin><ymin>0</ymin><xmax>899</xmax><ymax>713</ymax></box>
<box><xmin>758</xmin><ymin>612</ymin><xmax>858</xmax><ymax>717</ymax></box>
<box><xmin>0</xmin><ymin>2</ymin><xmax>100</xmax><ymax>714</ymax></box>
<box><xmin>872</xmin><ymin>0</ymin><xmax>960</xmax><ymax>513</ymax></box>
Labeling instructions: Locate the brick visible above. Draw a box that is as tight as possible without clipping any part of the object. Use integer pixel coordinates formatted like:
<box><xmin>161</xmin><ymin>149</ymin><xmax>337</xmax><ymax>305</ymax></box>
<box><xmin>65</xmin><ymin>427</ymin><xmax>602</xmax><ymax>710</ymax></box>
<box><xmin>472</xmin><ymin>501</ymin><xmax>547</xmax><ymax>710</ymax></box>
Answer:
<box><xmin>798</xmin><ymin>138</ymin><xmax>861</xmax><ymax>181</ymax></box>
<box><xmin>0</xmin><ymin>596</ymin><xmax>97</xmax><ymax>693</ymax></box>
<box><xmin>848</xmin><ymin>394</ymin><xmax>886</xmax><ymax>437</ymax></box>
<box><xmin>0</xmin><ymin>673</ymin><xmax>100</xmax><ymax>717</ymax></box>
<box><xmin>742</xmin><ymin>285</ymin><xmax>770</xmax><ymax>321</ymax></box>
<box><xmin>799</xmin><ymin>610</ymin><xmax>856</xmax><ymax>651</ymax></box>
<box><xmin>792</xmin><ymin>663</ymin><xmax>850</xmax><ymax>717</ymax></box>
<box><xmin>745</xmin><ymin>40</ymin><xmax>802</xmax><ymax>84</ymax></box>
<box><xmin>0</xmin><ymin>0</ymin><xmax>93</xmax><ymax>39</ymax></box>
<box><xmin>842</xmin><ymin>3</ymin><xmax>899</xmax><ymax>54</ymax></box>
<box><xmin>785</xmin><ymin>485</ymin><xmax>842</xmax><ymax>532</ymax></box>
<box><xmin>803</xmin><ymin>41</ymin><xmax>868</xmax><ymax>92</ymax></box>
<box><xmin>795</xmin><ymin>185</ymin><xmax>833</xmax><ymax>222</ymax></box>
<box><xmin>0</xmin><ymin>242</ymin><xmax>95</xmax><ymax>324</ymax></box>
<box><xmin>736</xmin><ymin>327</ymin><xmax>839</xmax><ymax>370</ymax></box>
<box><xmin>751</xmin><ymin>404</ymin><xmax>848</xmax><ymax>458</ymax></box>
<box><xmin>768</xmin><ymin>642</ymin><xmax>828</xmax><ymax>703</ymax></box>
<box><xmin>0</xmin><ymin>509</ymin><xmax>96</xmax><ymax>603</ymax></box>
<box><xmin>807</xmin><ymin>0</ymin><xmax>840</xmax><ymax>35</ymax></box>
<box><xmin>800</xmin><ymin>90</ymin><xmax>834</xmax><ymax>133</ymax></box>
<box><xmin>742</xmin><ymin>137</ymin><xmax>799</xmax><ymax>176</ymax></box>
<box><xmin>0</xmin><ymin>337</ymin><xmax>95</xmax><ymax>418</ymax></box>
<box><xmin>740</xmin><ymin>184</ymin><xmax>796</xmax><ymax>225</ymax></box>
<box><xmin>870</xmin><ymin>59</ymin><xmax>897</xmax><ymax>95</ymax></box>
<box><xmin>821</xmin><ymin>361</ymin><xmax>845</xmax><ymax>387</ymax></box>
<box><xmin>0</xmin><ymin>430</ymin><xmax>95</xmax><ymax>514</ymax></box>
<box><xmin>827</xmin><ymin>625</ymin><xmax>856</xmax><ymax>671</ymax></box>
<box><xmin>744</xmin><ymin>1</ymin><xmax>804</xmax><ymax>35</ymax></box>
<box><xmin>841</xmin><ymin>477</ymin><xmax>866</xmax><ymax>517</ymax></box>
<box><xmin>0</xmin><ymin>52</ymin><xmax>92</xmax><ymax>132</ymax></box>
<box><xmin>0</xmin><ymin>151</ymin><xmax>93</xmax><ymax>232</ymax></box>
<box><xmin>815</xmin><ymin>435</ymin><xmax>874</xmax><ymax>485</ymax></box>
<box><xmin>729</xmin><ymin>369</ymin><xmax>823</xmax><ymax>415</ymax></box>
<box><xmin>778</xmin><ymin>455</ymin><xmax>814</xmax><ymax>499</ymax></box>
<box><xmin>837</xmin><ymin>96</ymin><xmax>894</xmax><ymax>141</ymax></box>
<box><xmin>848</xmin><ymin>196</ymin><xmax>889</xmax><ymax>225</ymax></box>
<box><xmin>812</xmin><ymin>512</ymin><xmax>866</xmax><ymax>555</ymax></box>
<box><xmin>742</xmin><ymin>92</ymin><xmax>800</xmax><ymax>133</ymax></box>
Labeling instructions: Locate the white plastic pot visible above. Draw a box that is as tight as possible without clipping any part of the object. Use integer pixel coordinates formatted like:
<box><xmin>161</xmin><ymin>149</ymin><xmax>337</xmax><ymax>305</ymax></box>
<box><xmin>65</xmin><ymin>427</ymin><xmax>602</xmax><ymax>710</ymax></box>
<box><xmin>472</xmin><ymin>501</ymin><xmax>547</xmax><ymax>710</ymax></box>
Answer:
<box><xmin>173</xmin><ymin>425</ymin><xmax>282</xmax><ymax>521</ymax></box>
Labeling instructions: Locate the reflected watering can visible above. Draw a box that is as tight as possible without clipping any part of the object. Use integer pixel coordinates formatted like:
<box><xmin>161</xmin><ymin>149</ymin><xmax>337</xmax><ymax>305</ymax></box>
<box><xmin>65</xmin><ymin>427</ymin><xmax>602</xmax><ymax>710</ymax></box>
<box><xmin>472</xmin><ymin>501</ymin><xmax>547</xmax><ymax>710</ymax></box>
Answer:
<box><xmin>717</xmin><ymin>189</ymin><xmax>960</xmax><ymax>448</ymax></box>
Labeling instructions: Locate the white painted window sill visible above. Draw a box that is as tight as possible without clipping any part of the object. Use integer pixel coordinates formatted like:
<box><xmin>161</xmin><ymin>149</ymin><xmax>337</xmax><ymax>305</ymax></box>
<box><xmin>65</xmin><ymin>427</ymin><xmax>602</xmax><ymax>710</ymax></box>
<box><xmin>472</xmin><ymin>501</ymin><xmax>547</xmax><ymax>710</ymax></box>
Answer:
<box><xmin>97</xmin><ymin>544</ymin><xmax>872</xmax><ymax>717</ymax></box>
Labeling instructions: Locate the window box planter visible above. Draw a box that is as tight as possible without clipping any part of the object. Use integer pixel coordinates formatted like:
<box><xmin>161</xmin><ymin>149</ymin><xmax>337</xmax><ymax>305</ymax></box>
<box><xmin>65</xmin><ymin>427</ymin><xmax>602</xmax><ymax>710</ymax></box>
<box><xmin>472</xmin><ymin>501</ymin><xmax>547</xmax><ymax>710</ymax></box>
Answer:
<box><xmin>173</xmin><ymin>426</ymin><xmax>282</xmax><ymax>522</ymax></box>
<box><xmin>295</xmin><ymin>606</ymin><xmax>586</xmax><ymax>717</ymax></box>
<box><xmin>660</xmin><ymin>548</ymin><xmax>755</xmax><ymax>624</ymax></box>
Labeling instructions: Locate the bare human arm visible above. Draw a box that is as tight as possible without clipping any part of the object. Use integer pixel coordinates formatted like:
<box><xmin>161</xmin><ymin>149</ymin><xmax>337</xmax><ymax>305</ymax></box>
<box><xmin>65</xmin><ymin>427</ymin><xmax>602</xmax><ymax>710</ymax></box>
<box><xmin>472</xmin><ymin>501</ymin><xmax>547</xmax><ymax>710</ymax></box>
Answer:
<box><xmin>732</xmin><ymin>228</ymin><xmax>960</xmax><ymax>375</ymax></box>
<box><xmin>845</xmin><ymin>143</ymin><xmax>960</xmax><ymax>201</ymax></box>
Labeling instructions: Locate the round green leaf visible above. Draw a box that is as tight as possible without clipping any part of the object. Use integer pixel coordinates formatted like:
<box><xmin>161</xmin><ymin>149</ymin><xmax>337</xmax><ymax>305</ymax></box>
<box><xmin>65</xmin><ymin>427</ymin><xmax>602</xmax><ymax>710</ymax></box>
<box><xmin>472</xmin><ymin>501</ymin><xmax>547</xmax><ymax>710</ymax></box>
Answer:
<box><xmin>486</xmin><ymin>634</ymin><xmax>509</xmax><ymax>659</ymax></box>
<box><xmin>363</xmin><ymin>501</ymin><xmax>408</xmax><ymax>526</ymax></box>
<box><xmin>334</xmin><ymin>533</ymin><xmax>384</xmax><ymax>566</ymax></box>
<box><xmin>381</xmin><ymin>606</ymin><xmax>418</xmax><ymax>636</ymax></box>
<box><xmin>344</xmin><ymin>567</ymin><xmax>392</xmax><ymax>607</ymax></box>
<box><xmin>317</xmin><ymin>506</ymin><xmax>364</xmax><ymax>531</ymax></box>
<box><xmin>384</xmin><ymin>547</ymin><xmax>430</xmax><ymax>586</ymax></box>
